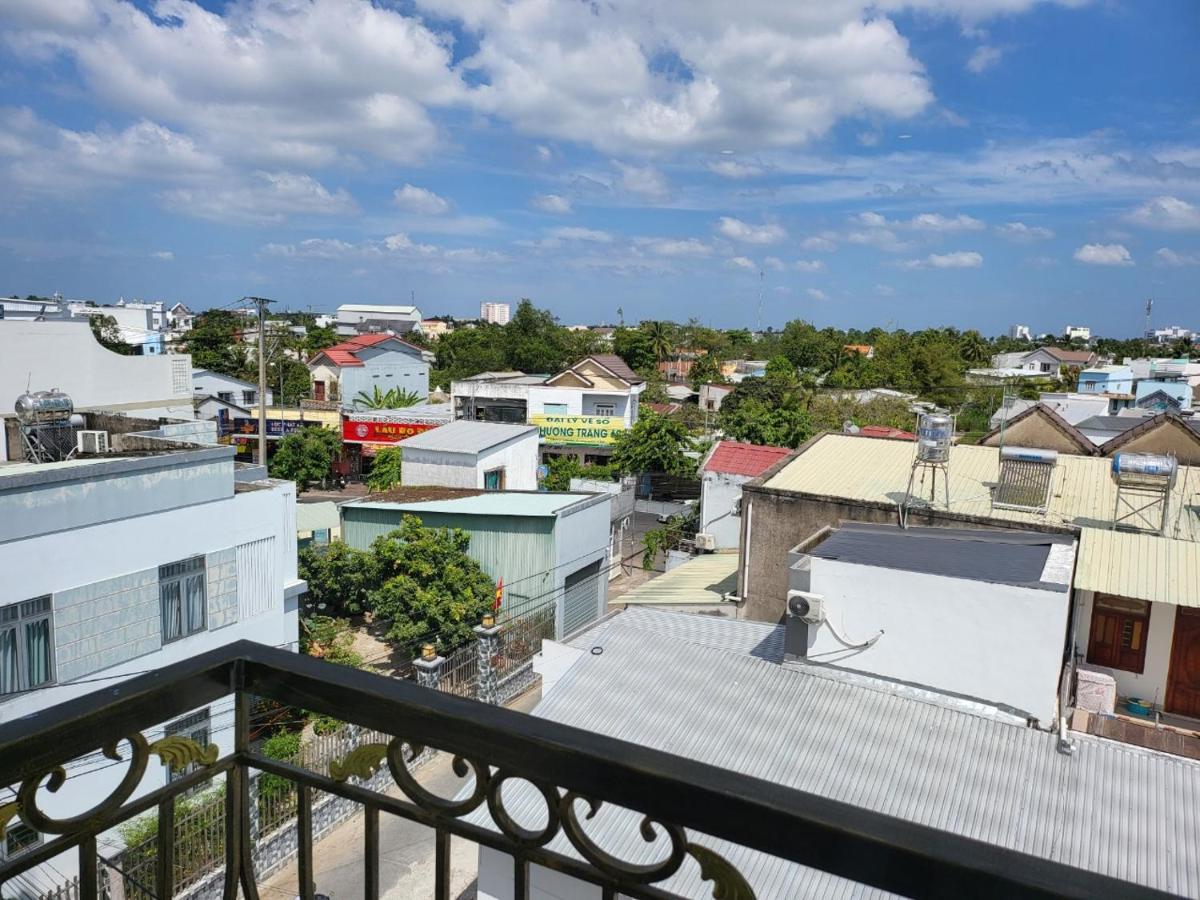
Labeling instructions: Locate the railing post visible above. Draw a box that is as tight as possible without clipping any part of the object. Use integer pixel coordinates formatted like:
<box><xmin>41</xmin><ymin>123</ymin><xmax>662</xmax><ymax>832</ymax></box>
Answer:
<box><xmin>473</xmin><ymin>614</ymin><xmax>501</xmax><ymax>705</ymax></box>
<box><xmin>413</xmin><ymin>643</ymin><xmax>445</xmax><ymax>690</ymax></box>
<box><xmin>248</xmin><ymin>772</ymin><xmax>261</xmax><ymax>842</ymax></box>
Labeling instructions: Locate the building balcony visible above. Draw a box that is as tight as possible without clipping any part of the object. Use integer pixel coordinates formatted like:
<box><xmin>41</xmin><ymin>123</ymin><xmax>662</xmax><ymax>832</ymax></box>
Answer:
<box><xmin>0</xmin><ymin>641</ymin><xmax>1162</xmax><ymax>900</ymax></box>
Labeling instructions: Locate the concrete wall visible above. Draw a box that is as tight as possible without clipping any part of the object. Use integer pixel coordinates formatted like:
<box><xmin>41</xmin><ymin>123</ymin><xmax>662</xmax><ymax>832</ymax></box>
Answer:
<box><xmin>402</xmin><ymin>448</ymin><xmax>478</xmax><ymax>488</ymax></box>
<box><xmin>1073</xmin><ymin>589</ymin><xmax>1176</xmax><ymax>708</ymax></box>
<box><xmin>477</xmin><ymin>433</ymin><xmax>539</xmax><ymax>490</ymax></box>
<box><xmin>736</xmin><ymin>488</ymin><xmax>1072</xmax><ymax>624</ymax></box>
<box><xmin>341</xmin><ymin>346</ymin><xmax>430</xmax><ymax>405</ymax></box>
<box><xmin>0</xmin><ymin>321</ymin><xmax>194</xmax><ymax>433</ymax></box>
<box><xmin>981</xmin><ymin>413</ymin><xmax>1089</xmax><ymax>454</ymax></box>
<box><xmin>1106</xmin><ymin>421</ymin><xmax>1200</xmax><ymax>465</ymax></box>
<box><xmin>700</xmin><ymin>472</ymin><xmax>746</xmax><ymax>549</ymax></box>
<box><xmin>798</xmin><ymin>556</ymin><xmax>1070</xmax><ymax>723</ymax></box>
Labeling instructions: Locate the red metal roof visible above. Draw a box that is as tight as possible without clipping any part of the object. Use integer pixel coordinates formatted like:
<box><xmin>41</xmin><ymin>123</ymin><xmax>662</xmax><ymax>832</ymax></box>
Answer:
<box><xmin>315</xmin><ymin>333</ymin><xmax>422</xmax><ymax>368</ymax></box>
<box><xmin>701</xmin><ymin>440</ymin><xmax>792</xmax><ymax>477</ymax></box>
<box><xmin>857</xmin><ymin>425</ymin><xmax>916</xmax><ymax>440</ymax></box>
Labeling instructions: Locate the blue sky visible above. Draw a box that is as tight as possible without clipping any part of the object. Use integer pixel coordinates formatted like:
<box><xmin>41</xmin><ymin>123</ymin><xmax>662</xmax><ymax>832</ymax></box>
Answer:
<box><xmin>1</xmin><ymin>0</ymin><xmax>1198</xmax><ymax>335</ymax></box>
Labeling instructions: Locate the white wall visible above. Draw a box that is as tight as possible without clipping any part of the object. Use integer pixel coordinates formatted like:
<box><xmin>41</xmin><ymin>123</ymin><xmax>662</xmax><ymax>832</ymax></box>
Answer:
<box><xmin>0</xmin><ymin>321</ymin><xmax>194</xmax><ymax>438</ymax></box>
<box><xmin>554</xmin><ymin>496</ymin><xmax>612</xmax><ymax>623</ymax></box>
<box><xmin>193</xmin><ymin>370</ymin><xmax>272</xmax><ymax>406</ymax></box>
<box><xmin>803</xmin><ymin>557</ymin><xmax>1071</xmax><ymax>723</ymax></box>
<box><xmin>402</xmin><ymin>448</ymin><xmax>479</xmax><ymax>488</ymax></box>
<box><xmin>479</xmin><ymin>847</ymin><xmax>599</xmax><ymax>900</ymax></box>
<box><xmin>477</xmin><ymin>433</ymin><xmax>539</xmax><ymax>490</ymax></box>
<box><xmin>700</xmin><ymin>472</ymin><xmax>746</xmax><ymax>549</ymax></box>
<box><xmin>1073</xmin><ymin>590</ymin><xmax>1176</xmax><ymax>707</ymax></box>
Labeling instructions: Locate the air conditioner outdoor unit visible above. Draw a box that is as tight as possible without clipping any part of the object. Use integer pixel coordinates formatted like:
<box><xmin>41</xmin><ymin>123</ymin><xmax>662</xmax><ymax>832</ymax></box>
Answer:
<box><xmin>786</xmin><ymin>590</ymin><xmax>825</xmax><ymax>625</ymax></box>
<box><xmin>76</xmin><ymin>430</ymin><xmax>110</xmax><ymax>455</ymax></box>
<box><xmin>694</xmin><ymin>532</ymin><xmax>716</xmax><ymax>552</ymax></box>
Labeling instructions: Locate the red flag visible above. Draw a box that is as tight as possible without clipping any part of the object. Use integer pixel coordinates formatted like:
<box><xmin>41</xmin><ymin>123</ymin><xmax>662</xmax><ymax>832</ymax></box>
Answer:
<box><xmin>493</xmin><ymin>577</ymin><xmax>504</xmax><ymax>611</ymax></box>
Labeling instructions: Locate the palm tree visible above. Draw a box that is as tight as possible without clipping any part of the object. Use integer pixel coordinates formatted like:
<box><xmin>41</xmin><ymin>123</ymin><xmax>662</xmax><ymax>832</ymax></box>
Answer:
<box><xmin>643</xmin><ymin>321</ymin><xmax>674</xmax><ymax>362</ymax></box>
<box><xmin>958</xmin><ymin>330</ymin><xmax>990</xmax><ymax>365</ymax></box>
<box><xmin>353</xmin><ymin>386</ymin><xmax>422</xmax><ymax>410</ymax></box>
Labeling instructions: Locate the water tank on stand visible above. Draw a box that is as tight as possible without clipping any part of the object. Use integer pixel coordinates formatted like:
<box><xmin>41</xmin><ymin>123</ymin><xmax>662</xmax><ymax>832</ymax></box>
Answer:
<box><xmin>15</xmin><ymin>389</ymin><xmax>74</xmax><ymax>426</ymax></box>
<box><xmin>915</xmin><ymin>413</ymin><xmax>953</xmax><ymax>463</ymax></box>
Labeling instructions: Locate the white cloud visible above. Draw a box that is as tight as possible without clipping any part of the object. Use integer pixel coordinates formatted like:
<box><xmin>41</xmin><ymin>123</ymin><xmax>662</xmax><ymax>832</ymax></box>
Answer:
<box><xmin>764</xmin><ymin>256</ymin><xmax>785</xmax><ymax>271</ymax></box>
<box><xmin>874</xmin><ymin>283</ymin><xmax>894</xmax><ymax>296</ymax></box>
<box><xmin>801</xmin><ymin>235</ymin><xmax>838</xmax><ymax>252</ymax></box>
<box><xmin>907</xmin><ymin>212</ymin><xmax>985</xmax><ymax>232</ymax></box>
<box><xmin>162</xmin><ymin>171</ymin><xmax>357</xmax><ymax>224</ymax></box>
<box><xmin>1073</xmin><ymin>243</ymin><xmax>1134</xmax><ymax>266</ymax></box>
<box><xmin>641</xmin><ymin>238</ymin><xmax>712</xmax><ymax>257</ymax></box>
<box><xmin>997</xmin><ymin>221</ymin><xmax>1054</xmax><ymax>241</ymax></box>
<box><xmin>903</xmin><ymin>250</ymin><xmax>983</xmax><ymax>269</ymax></box>
<box><xmin>530</xmin><ymin>193</ymin><xmax>573</xmax><ymax>214</ymax></box>
<box><xmin>716</xmin><ymin>216</ymin><xmax>786</xmax><ymax>244</ymax></box>
<box><xmin>393</xmin><ymin>183</ymin><xmax>450</xmax><ymax>214</ymax></box>
<box><xmin>1128</xmin><ymin>196</ymin><xmax>1200</xmax><ymax>231</ymax></box>
<box><xmin>806</xmin><ymin>288</ymin><xmax>828</xmax><ymax>301</ymax></box>
<box><xmin>794</xmin><ymin>259</ymin><xmax>826</xmax><ymax>272</ymax></box>
<box><xmin>613</xmin><ymin>161</ymin><xmax>669</xmax><ymax>199</ymax></box>
<box><xmin>151</xmin><ymin>250</ymin><xmax>174</xmax><ymax>261</ymax></box>
<box><xmin>548</xmin><ymin>226</ymin><xmax>612</xmax><ymax>242</ymax></box>
<box><xmin>707</xmin><ymin>159</ymin><xmax>763</xmax><ymax>179</ymax></box>
<box><xmin>261</xmin><ymin>232</ymin><xmax>504</xmax><ymax>265</ymax></box>
<box><xmin>535</xmin><ymin>145</ymin><xmax>553</xmax><ymax>161</ymax></box>
<box><xmin>1154</xmin><ymin>247</ymin><xmax>1200</xmax><ymax>267</ymax></box>
<box><xmin>966</xmin><ymin>45</ymin><xmax>1003</xmax><ymax>74</ymax></box>
<box><xmin>728</xmin><ymin>256</ymin><xmax>757</xmax><ymax>271</ymax></box>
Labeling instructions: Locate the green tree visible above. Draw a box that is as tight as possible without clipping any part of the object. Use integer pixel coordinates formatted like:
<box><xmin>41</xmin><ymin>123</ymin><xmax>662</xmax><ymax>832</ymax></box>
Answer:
<box><xmin>268</xmin><ymin>426</ymin><xmax>341</xmax><ymax>491</ymax></box>
<box><xmin>612</xmin><ymin>326</ymin><xmax>657</xmax><ymax>371</ymax></box>
<box><xmin>717</xmin><ymin>364</ymin><xmax>815</xmax><ymax>447</ymax></box>
<box><xmin>610</xmin><ymin>411</ymin><xmax>695</xmax><ymax>476</ymax></box>
<box><xmin>184</xmin><ymin>309</ymin><xmax>247</xmax><ymax>375</ymax></box>
<box><xmin>259</xmin><ymin>355</ymin><xmax>312</xmax><ymax>406</ymax></box>
<box><xmin>368</xmin><ymin>517</ymin><xmax>496</xmax><ymax>648</ymax></box>
<box><xmin>642</xmin><ymin>320</ymin><xmax>675</xmax><ymax>362</ymax></box>
<box><xmin>504</xmin><ymin>299</ymin><xmax>571</xmax><ymax>373</ymax></box>
<box><xmin>958</xmin><ymin>330</ymin><xmax>990</xmax><ymax>365</ymax></box>
<box><xmin>298</xmin><ymin>541</ymin><xmax>378</xmax><ymax>617</ymax></box>
<box><xmin>353</xmin><ymin>386</ymin><xmax>421</xmax><ymax>410</ymax></box>
<box><xmin>366</xmin><ymin>446</ymin><xmax>403</xmax><ymax>492</ymax></box>
<box><xmin>89</xmin><ymin>315</ymin><xmax>136</xmax><ymax>355</ymax></box>
<box><xmin>689</xmin><ymin>353</ymin><xmax>723</xmax><ymax>391</ymax></box>
<box><xmin>305</xmin><ymin>325</ymin><xmax>338</xmax><ymax>353</ymax></box>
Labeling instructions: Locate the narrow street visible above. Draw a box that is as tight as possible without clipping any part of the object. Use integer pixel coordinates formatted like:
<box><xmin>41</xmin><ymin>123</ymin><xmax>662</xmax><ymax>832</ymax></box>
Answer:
<box><xmin>261</xmin><ymin>689</ymin><xmax>541</xmax><ymax>900</ymax></box>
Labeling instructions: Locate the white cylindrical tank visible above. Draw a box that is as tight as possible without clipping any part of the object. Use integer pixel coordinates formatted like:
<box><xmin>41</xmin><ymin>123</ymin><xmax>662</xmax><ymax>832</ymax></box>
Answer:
<box><xmin>1111</xmin><ymin>452</ymin><xmax>1177</xmax><ymax>486</ymax></box>
<box><xmin>1000</xmin><ymin>446</ymin><xmax>1058</xmax><ymax>465</ymax></box>
<box><xmin>14</xmin><ymin>389</ymin><xmax>74</xmax><ymax>426</ymax></box>
<box><xmin>916</xmin><ymin>413</ymin><xmax>953</xmax><ymax>462</ymax></box>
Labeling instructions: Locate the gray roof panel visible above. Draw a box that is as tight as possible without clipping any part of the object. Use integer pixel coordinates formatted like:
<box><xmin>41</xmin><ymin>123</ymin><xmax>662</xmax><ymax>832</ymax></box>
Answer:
<box><xmin>396</xmin><ymin>420</ymin><xmax>537</xmax><ymax>453</ymax></box>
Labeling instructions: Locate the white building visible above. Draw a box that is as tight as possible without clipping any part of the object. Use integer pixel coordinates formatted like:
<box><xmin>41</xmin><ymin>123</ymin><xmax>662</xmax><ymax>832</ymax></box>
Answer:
<box><xmin>0</xmin><ymin>441</ymin><xmax>303</xmax><ymax>884</ymax></box>
<box><xmin>1064</xmin><ymin>325</ymin><xmax>1091</xmax><ymax>342</ymax></box>
<box><xmin>333</xmin><ymin>304</ymin><xmax>423</xmax><ymax>337</ymax></box>
<box><xmin>788</xmin><ymin>523</ymin><xmax>1076</xmax><ymax>725</ymax></box>
<box><xmin>0</xmin><ymin>296</ymin><xmax>73</xmax><ymax>320</ymax></box>
<box><xmin>193</xmin><ymin>369</ymin><xmax>272</xmax><ymax>409</ymax></box>
<box><xmin>69</xmin><ymin>300</ymin><xmax>169</xmax><ymax>355</ymax></box>
<box><xmin>1009</xmin><ymin>324</ymin><xmax>1032</xmax><ymax>340</ymax></box>
<box><xmin>1146</xmin><ymin>325</ymin><xmax>1194</xmax><ymax>344</ymax></box>
<box><xmin>398</xmin><ymin>421</ymin><xmax>540</xmax><ymax>490</ymax></box>
<box><xmin>0</xmin><ymin>320</ymin><xmax>195</xmax><ymax>460</ymax></box>
<box><xmin>479</xmin><ymin>302</ymin><xmax>511</xmax><ymax>325</ymax></box>
<box><xmin>698</xmin><ymin>441</ymin><xmax>792</xmax><ymax>550</ymax></box>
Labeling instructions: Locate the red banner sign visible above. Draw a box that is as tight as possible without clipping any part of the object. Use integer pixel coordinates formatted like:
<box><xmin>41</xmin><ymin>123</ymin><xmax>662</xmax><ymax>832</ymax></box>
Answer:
<box><xmin>342</xmin><ymin>418</ymin><xmax>437</xmax><ymax>445</ymax></box>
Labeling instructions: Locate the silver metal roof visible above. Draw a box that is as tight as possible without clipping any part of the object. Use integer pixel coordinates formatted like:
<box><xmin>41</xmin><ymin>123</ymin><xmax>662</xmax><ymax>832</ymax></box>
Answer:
<box><xmin>469</xmin><ymin>609</ymin><xmax>1200</xmax><ymax>898</ymax></box>
<box><xmin>396</xmin><ymin>419</ymin><xmax>537</xmax><ymax>453</ymax></box>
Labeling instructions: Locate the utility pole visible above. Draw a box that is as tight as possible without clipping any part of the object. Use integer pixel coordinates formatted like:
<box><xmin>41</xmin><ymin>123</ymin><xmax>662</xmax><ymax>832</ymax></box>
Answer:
<box><xmin>247</xmin><ymin>296</ymin><xmax>273</xmax><ymax>465</ymax></box>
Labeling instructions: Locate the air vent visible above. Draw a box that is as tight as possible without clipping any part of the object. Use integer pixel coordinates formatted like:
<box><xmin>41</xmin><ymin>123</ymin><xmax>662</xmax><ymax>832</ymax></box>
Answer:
<box><xmin>76</xmin><ymin>430</ymin><xmax>110</xmax><ymax>455</ymax></box>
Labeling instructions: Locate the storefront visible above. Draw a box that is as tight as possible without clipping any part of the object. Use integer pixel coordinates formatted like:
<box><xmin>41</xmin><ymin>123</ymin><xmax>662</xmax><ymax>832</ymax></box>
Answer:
<box><xmin>532</xmin><ymin>413</ymin><xmax>624</xmax><ymax>466</ymax></box>
<box><xmin>340</xmin><ymin>406</ymin><xmax>452</xmax><ymax>476</ymax></box>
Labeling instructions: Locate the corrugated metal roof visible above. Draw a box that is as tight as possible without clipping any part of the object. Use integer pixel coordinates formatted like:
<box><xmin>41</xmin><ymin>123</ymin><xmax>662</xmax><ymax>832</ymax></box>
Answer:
<box><xmin>397</xmin><ymin>420</ymin><xmax>537</xmax><ymax>453</ymax></box>
<box><xmin>468</xmin><ymin>617</ymin><xmax>1200</xmax><ymax>898</ymax></box>
<box><xmin>762</xmin><ymin>433</ymin><xmax>1200</xmax><ymax>537</ymax></box>
<box><xmin>353</xmin><ymin>490</ymin><xmax>595</xmax><ymax>517</ymax></box>
<box><xmin>615</xmin><ymin>554</ymin><xmax>740</xmax><ymax>607</ymax></box>
<box><xmin>567</xmin><ymin>606</ymin><xmax>784</xmax><ymax>660</ymax></box>
<box><xmin>1075</xmin><ymin>529</ymin><xmax>1200</xmax><ymax>607</ymax></box>
<box><xmin>700</xmin><ymin>441</ymin><xmax>792</xmax><ymax>477</ymax></box>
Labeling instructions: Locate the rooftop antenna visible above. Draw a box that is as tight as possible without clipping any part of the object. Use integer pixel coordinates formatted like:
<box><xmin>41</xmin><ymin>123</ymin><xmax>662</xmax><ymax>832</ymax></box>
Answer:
<box><xmin>617</xmin><ymin>306</ymin><xmax>624</xmax><ymax>327</ymax></box>
<box><xmin>756</xmin><ymin>270</ymin><xmax>764</xmax><ymax>333</ymax></box>
<box><xmin>1144</xmin><ymin>298</ymin><xmax>1153</xmax><ymax>340</ymax></box>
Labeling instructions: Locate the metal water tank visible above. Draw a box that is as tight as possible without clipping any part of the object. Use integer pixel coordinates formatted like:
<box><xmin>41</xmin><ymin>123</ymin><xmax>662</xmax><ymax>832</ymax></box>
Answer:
<box><xmin>14</xmin><ymin>389</ymin><xmax>74</xmax><ymax>426</ymax></box>
<box><xmin>1000</xmin><ymin>446</ymin><xmax>1058</xmax><ymax>465</ymax></box>
<box><xmin>915</xmin><ymin>413</ymin><xmax>953</xmax><ymax>462</ymax></box>
<box><xmin>1111</xmin><ymin>452</ymin><xmax>1177</xmax><ymax>486</ymax></box>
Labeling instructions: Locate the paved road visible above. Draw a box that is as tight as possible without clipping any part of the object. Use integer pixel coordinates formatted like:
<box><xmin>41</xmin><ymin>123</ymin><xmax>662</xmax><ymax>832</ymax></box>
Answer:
<box><xmin>261</xmin><ymin>689</ymin><xmax>541</xmax><ymax>900</ymax></box>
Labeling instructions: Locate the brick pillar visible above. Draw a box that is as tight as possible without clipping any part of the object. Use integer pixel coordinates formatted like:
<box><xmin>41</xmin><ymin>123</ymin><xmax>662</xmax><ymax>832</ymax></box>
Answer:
<box><xmin>247</xmin><ymin>772</ymin><xmax>261</xmax><ymax>843</ymax></box>
<box><xmin>474</xmin><ymin>615</ymin><xmax>502</xmax><ymax>705</ymax></box>
<box><xmin>413</xmin><ymin>643</ymin><xmax>445</xmax><ymax>690</ymax></box>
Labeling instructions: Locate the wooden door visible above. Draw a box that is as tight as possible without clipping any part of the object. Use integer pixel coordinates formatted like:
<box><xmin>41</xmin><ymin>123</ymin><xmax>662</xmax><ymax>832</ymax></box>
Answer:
<box><xmin>1166</xmin><ymin>608</ymin><xmax>1200</xmax><ymax>718</ymax></box>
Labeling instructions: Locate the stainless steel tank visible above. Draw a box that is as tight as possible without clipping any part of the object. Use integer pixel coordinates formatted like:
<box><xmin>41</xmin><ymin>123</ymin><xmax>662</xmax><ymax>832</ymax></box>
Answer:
<box><xmin>14</xmin><ymin>389</ymin><xmax>74</xmax><ymax>426</ymax></box>
<box><xmin>915</xmin><ymin>413</ymin><xmax>953</xmax><ymax>462</ymax></box>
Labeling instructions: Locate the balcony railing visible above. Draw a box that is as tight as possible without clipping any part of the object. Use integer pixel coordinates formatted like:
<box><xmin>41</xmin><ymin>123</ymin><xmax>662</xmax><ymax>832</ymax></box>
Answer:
<box><xmin>0</xmin><ymin>641</ymin><xmax>1168</xmax><ymax>900</ymax></box>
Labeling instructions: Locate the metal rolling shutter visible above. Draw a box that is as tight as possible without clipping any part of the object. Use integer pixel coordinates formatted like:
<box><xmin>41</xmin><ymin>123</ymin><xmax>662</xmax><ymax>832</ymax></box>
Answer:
<box><xmin>561</xmin><ymin>560</ymin><xmax>601</xmax><ymax>637</ymax></box>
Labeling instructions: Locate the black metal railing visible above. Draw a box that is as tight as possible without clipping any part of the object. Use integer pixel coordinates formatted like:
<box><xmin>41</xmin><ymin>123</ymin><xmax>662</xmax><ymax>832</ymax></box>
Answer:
<box><xmin>0</xmin><ymin>642</ymin><xmax>1172</xmax><ymax>900</ymax></box>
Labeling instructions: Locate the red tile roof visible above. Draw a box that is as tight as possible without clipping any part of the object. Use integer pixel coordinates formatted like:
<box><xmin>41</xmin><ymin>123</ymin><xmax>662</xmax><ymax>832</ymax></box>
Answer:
<box><xmin>857</xmin><ymin>425</ymin><xmax>916</xmax><ymax>440</ymax></box>
<box><xmin>701</xmin><ymin>440</ymin><xmax>792</xmax><ymax>477</ymax></box>
<box><xmin>314</xmin><ymin>333</ymin><xmax>422</xmax><ymax>368</ymax></box>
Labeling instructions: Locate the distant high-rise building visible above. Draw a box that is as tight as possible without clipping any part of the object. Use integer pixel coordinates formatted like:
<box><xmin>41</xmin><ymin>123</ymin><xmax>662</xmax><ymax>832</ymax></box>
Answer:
<box><xmin>1064</xmin><ymin>324</ymin><xmax>1091</xmax><ymax>342</ymax></box>
<box><xmin>480</xmin><ymin>301</ymin><xmax>510</xmax><ymax>325</ymax></box>
<box><xmin>1146</xmin><ymin>325</ymin><xmax>1194</xmax><ymax>345</ymax></box>
<box><xmin>1008</xmin><ymin>324</ymin><xmax>1032</xmax><ymax>341</ymax></box>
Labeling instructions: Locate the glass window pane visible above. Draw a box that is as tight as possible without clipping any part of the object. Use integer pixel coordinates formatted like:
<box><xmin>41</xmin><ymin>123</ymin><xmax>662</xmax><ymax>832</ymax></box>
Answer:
<box><xmin>185</xmin><ymin>573</ymin><xmax>206</xmax><ymax>634</ymax></box>
<box><xmin>0</xmin><ymin>628</ymin><xmax>18</xmax><ymax>695</ymax></box>
<box><xmin>25</xmin><ymin>619</ymin><xmax>51</xmax><ymax>688</ymax></box>
<box><xmin>162</xmin><ymin>581</ymin><xmax>183</xmax><ymax>640</ymax></box>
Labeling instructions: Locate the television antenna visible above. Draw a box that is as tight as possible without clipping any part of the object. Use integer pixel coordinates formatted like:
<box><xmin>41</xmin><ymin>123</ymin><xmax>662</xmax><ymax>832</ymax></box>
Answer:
<box><xmin>1145</xmin><ymin>298</ymin><xmax>1153</xmax><ymax>338</ymax></box>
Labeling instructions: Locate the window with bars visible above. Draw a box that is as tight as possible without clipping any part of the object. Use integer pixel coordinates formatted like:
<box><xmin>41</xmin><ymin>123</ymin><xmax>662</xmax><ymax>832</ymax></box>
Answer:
<box><xmin>0</xmin><ymin>597</ymin><xmax>54</xmax><ymax>698</ymax></box>
<box><xmin>242</xmin><ymin>389</ymin><xmax>257</xmax><ymax>405</ymax></box>
<box><xmin>164</xmin><ymin>708</ymin><xmax>211</xmax><ymax>784</ymax></box>
<box><xmin>1</xmin><ymin>822</ymin><xmax>41</xmax><ymax>860</ymax></box>
<box><xmin>1087</xmin><ymin>594</ymin><xmax>1151</xmax><ymax>674</ymax></box>
<box><xmin>593</xmin><ymin>403</ymin><xmax>616</xmax><ymax>416</ymax></box>
<box><xmin>160</xmin><ymin>557</ymin><xmax>207</xmax><ymax>643</ymax></box>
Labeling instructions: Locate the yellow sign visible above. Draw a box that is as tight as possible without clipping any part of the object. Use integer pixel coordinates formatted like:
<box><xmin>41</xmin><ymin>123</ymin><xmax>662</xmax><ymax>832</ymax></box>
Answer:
<box><xmin>531</xmin><ymin>414</ymin><xmax>625</xmax><ymax>446</ymax></box>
